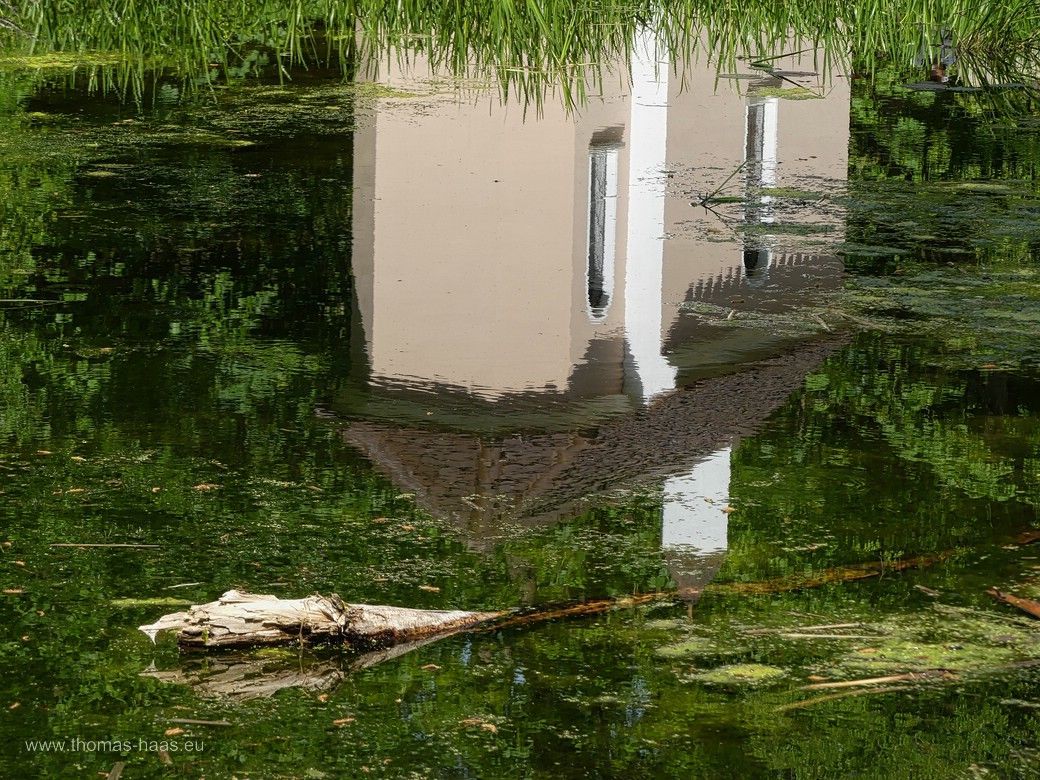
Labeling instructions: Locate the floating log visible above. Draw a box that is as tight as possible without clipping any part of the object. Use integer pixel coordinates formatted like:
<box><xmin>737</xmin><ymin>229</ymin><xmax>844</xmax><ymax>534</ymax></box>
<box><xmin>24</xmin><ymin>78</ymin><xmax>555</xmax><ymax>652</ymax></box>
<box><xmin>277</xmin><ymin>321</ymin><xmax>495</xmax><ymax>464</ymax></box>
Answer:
<box><xmin>138</xmin><ymin>551</ymin><xmax>964</xmax><ymax>698</ymax></box>
<box><xmin>987</xmin><ymin>587</ymin><xmax>1040</xmax><ymax>620</ymax></box>
<box><xmin>141</xmin><ymin>551</ymin><xmax>953</xmax><ymax>650</ymax></box>
<box><xmin>139</xmin><ymin>590</ymin><xmax>503</xmax><ymax>649</ymax></box>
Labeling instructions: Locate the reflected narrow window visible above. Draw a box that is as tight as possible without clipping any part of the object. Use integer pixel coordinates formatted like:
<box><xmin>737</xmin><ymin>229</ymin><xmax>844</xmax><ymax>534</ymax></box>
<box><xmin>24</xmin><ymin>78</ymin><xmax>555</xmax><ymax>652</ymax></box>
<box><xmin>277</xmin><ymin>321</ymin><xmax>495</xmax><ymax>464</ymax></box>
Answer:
<box><xmin>587</xmin><ymin>128</ymin><xmax>622</xmax><ymax>321</ymax></box>
<box><xmin>743</xmin><ymin>247</ymin><xmax>771</xmax><ymax>276</ymax></box>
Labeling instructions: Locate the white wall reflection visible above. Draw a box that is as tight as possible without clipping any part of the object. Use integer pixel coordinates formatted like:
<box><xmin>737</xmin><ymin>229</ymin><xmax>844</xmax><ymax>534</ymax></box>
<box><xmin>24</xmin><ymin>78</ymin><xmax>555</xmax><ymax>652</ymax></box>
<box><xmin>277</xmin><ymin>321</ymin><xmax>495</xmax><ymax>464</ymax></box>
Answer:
<box><xmin>623</xmin><ymin>28</ymin><xmax>675</xmax><ymax>403</ymax></box>
<box><xmin>662</xmin><ymin>446</ymin><xmax>731</xmax><ymax>554</ymax></box>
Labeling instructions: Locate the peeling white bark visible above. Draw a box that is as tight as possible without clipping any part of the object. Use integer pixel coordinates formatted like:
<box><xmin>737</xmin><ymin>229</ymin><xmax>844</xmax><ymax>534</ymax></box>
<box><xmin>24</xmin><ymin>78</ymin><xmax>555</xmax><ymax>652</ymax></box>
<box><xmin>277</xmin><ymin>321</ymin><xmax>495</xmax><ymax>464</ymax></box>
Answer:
<box><xmin>139</xmin><ymin>590</ymin><xmax>502</xmax><ymax>649</ymax></box>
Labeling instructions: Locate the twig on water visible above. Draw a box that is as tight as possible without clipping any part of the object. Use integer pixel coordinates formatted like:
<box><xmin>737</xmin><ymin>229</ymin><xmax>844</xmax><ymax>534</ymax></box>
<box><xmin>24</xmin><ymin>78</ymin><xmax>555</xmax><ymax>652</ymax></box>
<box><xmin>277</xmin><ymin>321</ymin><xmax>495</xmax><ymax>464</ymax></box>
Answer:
<box><xmin>167</xmin><ymin>718</ymin><xmax>232</xmax><ymax>727</ymax></box>
<box><xmin>695</xmin><ymin>161</ymin><xmax>747</xmax><ymax>206</ymax></box>
<box><xmin>801</xmin><ymin>670</ymin><xmax>953</xmax><ymax>691</ymax></box>
<box><xmin>51</xmin><ymin>543</ymin><xmax>160</xmax><ymax>549</ymax></box>
<box><xmin>744</xmin><ymin>49</ymin><xmax>813</xmax><ymax>67</ymax></box>
<box><xmin>777</xmin><ymin>685</ymin><xmax>912</xmax><ymax>712</ymax></box>
<box><xmin>776</xmin><ymin>633</ymin><xmax>879</xmax><ymax>640</ymax></box>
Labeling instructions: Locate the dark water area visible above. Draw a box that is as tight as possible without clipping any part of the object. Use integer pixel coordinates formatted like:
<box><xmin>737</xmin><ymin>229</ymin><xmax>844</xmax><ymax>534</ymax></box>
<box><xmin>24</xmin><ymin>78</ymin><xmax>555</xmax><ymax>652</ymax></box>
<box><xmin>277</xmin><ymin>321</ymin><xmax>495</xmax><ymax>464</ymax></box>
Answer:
<box><xmin>1</xmin><ymin>24</ymin><xmax>1040</xmax><ymax>779</ymax></box>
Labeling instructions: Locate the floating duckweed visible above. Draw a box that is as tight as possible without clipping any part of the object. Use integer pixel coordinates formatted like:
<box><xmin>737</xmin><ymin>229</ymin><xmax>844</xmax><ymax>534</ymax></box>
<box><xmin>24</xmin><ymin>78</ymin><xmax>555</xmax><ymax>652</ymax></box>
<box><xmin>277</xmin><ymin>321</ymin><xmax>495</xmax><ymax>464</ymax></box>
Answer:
<box><xmin>111</xmin><ymin>597</ymin><xmax>192</xmax><ymax>609</ymax></box>
<box><xmin>748</xmin><ymin>86</ymin><xmax>822</xmax><ymax>100</ymax></box>
<box><xmin>654</xmin><ymin>637</ymin><xmax>716</xmax><ymax>659</ymax></box>
<box><xmin>644</xmin><ymin>618</ymin><xmax>689</xmax><ymax>631</ymax></box>
<box><xmin>353</xmin><ymin>83</ymin><xmax>425</xmax><ymax>100</ymax></box>
<box><xmin>843</xmin><ymin>639</ymin><xmax>1023</xmax><ymax>673</ymax></box>
<box><xmin>0</xmin><ymin>52</ymin><xmax>124</xmax><ymax>71</ymax></box>
<box><xmin>689</xmin><ymin>664</ymin><xmax>788</xmax><ymax>687</ymax></box>
<box><xmin>826</xmin><ymin>606</ymin><xmax>1040</xmax><ymax>676</ymax></box>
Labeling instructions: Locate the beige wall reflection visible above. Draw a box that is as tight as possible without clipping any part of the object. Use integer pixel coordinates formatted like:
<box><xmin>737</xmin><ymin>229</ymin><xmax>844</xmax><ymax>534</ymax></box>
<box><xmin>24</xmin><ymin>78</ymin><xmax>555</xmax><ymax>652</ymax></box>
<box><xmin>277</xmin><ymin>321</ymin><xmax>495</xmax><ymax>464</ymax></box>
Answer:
<box><xmin>352</xmin><ymin>61</ymin><xmax>630</xmax><ymax>398</ymax></box>
<box><xmin>351</xmin><ymin>36</ymin><xmax>850</xmax><ymax>404</ymax></box>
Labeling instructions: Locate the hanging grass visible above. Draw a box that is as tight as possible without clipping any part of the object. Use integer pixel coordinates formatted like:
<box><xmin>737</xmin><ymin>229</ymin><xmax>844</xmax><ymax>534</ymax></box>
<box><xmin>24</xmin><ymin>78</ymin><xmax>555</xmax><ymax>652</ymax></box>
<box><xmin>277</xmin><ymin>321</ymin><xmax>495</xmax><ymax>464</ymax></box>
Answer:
<box><xmin>0</xmin><ymin>0</ymin><xmax>1036</xmax><ymax>104</ymax></box>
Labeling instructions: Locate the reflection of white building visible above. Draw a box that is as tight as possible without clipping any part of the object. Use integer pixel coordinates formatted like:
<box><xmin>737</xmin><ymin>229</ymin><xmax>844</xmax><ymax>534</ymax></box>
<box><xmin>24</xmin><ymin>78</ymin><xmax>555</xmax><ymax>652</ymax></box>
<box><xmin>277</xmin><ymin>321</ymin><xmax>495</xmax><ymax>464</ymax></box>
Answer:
<box><xmin>345</xmin><ymin>33</ymin><xmax>850</xmax><ymax>584</ymax></box>
<box><xmin>663</xmin><ymin>447</ymin><xmax>731</xmax><ymax>552</ymax></box>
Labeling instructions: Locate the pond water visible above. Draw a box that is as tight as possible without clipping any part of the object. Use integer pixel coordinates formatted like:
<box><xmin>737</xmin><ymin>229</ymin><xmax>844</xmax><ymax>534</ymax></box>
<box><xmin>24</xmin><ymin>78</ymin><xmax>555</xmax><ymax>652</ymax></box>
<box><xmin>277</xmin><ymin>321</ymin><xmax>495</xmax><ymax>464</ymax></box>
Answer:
<box><xmin>2</xmin><ymin>18</ymin><xmax>1040</xmax><ymax>780</ymax></box>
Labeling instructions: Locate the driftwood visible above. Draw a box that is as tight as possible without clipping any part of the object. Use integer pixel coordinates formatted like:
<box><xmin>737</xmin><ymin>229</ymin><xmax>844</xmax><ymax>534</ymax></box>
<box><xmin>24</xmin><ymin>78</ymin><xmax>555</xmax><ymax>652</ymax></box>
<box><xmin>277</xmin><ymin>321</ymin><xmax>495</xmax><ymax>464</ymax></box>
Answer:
<box><xmin>139</xmin><ymin>591</ymin><xmax>694</xmax><ymax>697</ymax></box>
<box><xmin>138</xmin><ymin>552</ymin><xmax>965</xmax><ymax>699</ymax></box>
<box><xmin>987</xmin><ymin>588</ymin><xmax>1040</xmax><ymax>620</ymax></box>
<box><xmin>140</xmin><ymin>590</ymin><xmax>505</xmax><ymax>653</ymax></box>
<box><xmin>139</xmin><ymin>589</ymin><xmax>691</xmax><ymax>650</ymax></box>
<box><xmin>140</xmin><ymin>551</ymin><xmax>954</xmax><ymax>650</ymax></box>
<box><xmin>139</xmin><ymin>590</ymin><xmax>503</xmax><ymax>649</ymax></box>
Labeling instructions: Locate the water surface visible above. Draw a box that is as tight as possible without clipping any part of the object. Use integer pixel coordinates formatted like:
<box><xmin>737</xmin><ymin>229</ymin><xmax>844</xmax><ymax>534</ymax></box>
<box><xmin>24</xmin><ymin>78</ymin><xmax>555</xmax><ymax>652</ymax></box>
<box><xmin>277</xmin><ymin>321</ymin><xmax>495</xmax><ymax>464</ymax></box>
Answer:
<box><xmin>2</xmin><ymin>25</ymin><xmax>1040</xmax><ymax>780</ymax></box>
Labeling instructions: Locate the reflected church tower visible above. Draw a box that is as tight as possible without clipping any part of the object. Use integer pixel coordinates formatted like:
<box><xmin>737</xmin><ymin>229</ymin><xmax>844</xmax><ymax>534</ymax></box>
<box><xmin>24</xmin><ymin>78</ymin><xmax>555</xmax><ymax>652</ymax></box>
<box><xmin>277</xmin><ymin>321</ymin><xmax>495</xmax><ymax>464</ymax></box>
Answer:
<box><xmin>343</xmin><ymin>31</ymin><xmax>851</xmax><ymax>591</ymax></box>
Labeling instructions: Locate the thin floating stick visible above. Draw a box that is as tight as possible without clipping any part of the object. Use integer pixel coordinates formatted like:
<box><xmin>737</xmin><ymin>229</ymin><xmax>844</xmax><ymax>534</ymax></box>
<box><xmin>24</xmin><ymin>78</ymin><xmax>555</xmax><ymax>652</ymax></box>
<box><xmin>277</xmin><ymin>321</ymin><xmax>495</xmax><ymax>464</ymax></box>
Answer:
<box><xmin>777</xmin><ymin>685</ymin><xmax>911</xmax><ymax>712</ymax></box>
<box><xmin>51</xmin><ymin>543</ymin><xmax>160</xmax><ymax>549</ymax></box>
<box><xmin>167</xmin><ymin>718</ymin><xmax>232</xmax><ymax>727</ymax></box>
<box><xmin>743</xmin><ymin>48</ymin><xmax>813</xmax><ymax>66</ymax></box>
<box><xmin>696</xmin><ymin>161</ymin><xmax>747</xmax><ymax>206</ymax></box>
<box><xmin>775</xmin><ymin>633</ymin><xmax>879</xmax><ymax>640</ymax></box>
<box><xmin>801</xmin><ymin>670</ymin><xmax>953</xmax><ymax>691</ymax></box>
<box><xmin>708</xmin><ymin>552</ymin><xmax>953</xmax><ymax>595</ymax></box>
